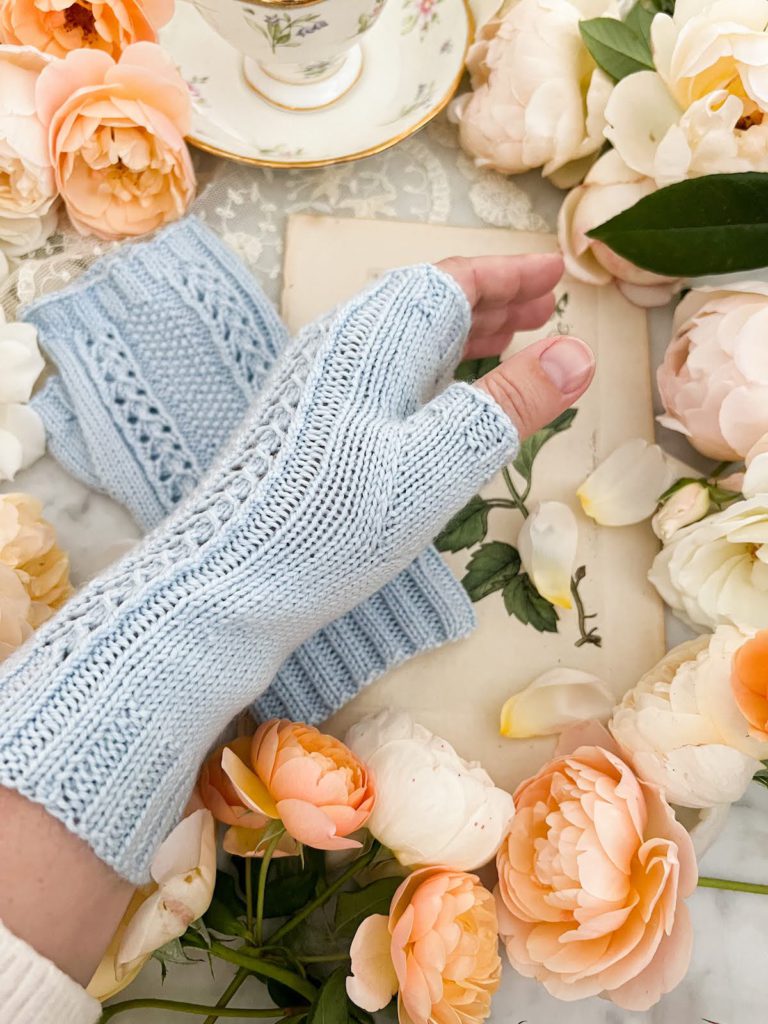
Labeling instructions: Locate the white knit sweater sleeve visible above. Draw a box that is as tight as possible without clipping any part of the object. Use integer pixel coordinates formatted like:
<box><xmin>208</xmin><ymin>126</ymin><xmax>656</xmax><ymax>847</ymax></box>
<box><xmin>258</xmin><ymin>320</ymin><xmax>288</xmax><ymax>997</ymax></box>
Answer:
<box><xmin>0</xmin><ymin>919</ymin><xmax>101</xmax><ymax>1024</ymax></box>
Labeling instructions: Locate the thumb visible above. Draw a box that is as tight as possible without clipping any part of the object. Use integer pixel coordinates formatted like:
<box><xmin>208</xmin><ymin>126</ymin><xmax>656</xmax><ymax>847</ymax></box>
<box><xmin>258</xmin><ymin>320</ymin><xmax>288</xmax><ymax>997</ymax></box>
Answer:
<box><xmin>475</xmin><ymin>335</ymin><xmax>595</xmax><ymax>440</ymax></box>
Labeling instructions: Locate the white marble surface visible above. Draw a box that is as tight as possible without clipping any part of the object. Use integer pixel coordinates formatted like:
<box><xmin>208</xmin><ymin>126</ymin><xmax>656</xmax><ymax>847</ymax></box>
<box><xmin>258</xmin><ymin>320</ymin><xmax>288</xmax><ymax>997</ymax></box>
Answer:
<box><xmin>4</xmin><ymin>117</ymin><xmax>768</xmax><ymax>1023</ymax></box>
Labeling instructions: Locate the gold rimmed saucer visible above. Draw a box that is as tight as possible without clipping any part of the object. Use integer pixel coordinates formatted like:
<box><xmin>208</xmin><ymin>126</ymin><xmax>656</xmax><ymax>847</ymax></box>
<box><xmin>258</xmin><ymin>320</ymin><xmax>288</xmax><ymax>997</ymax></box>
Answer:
<box><xmin>160</xmin><ymin>0</ymin><xmax>473</xmax><ymax>169</ymax></box>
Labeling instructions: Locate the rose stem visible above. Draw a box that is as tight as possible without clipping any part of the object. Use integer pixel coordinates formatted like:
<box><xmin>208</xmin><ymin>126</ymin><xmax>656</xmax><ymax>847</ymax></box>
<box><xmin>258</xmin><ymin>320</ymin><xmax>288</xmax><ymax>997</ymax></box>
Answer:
<box><xmin>698</xmin><ymin>876</ymin><xmax>768</xmax><ymax>896</ymax></box>
<box><xmin>256</xmin><ymin>832</ymin><xmax>283</xmax><ymax>945</ymax></box>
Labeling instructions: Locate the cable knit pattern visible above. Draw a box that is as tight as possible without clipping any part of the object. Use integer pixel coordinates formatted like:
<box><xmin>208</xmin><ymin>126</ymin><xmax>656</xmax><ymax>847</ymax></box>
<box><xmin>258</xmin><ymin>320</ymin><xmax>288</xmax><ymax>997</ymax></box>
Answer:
<box><xmin>1</xmin><ymin>263</ymin><xmax>518</xmax><ymax>882</ymax></box>
<box><xmin>0</xmin><ymin>919</ymin><xmax>100</xmax><ymax>1024</ymax></box>
<box><xmin>28</xmin><ymin>217</ymin><xmax>477</xmax><ymax>724</ymax></box>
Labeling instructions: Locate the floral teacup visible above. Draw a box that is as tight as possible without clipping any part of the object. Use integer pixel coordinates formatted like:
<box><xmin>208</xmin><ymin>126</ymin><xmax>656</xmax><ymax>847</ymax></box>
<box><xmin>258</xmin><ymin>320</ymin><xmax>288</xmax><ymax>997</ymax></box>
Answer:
<box><xmin>191</xmin><ymin>0</ymin><xmax>389</xmax><ymax>110</ymax></box>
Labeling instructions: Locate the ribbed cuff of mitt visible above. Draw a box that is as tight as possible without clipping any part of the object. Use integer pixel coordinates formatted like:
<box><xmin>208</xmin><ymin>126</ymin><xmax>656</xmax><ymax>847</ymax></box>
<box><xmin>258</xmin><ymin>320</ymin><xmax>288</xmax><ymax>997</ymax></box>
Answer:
<box><xmin>255</xmin><ymin>547</ymin><xmax>475</xmax><ymax>723</ymax></box>
<box><xmin>0</xmin><ymin>920</ymin><xmax>100</xmax><ymax>1024</ymax></box>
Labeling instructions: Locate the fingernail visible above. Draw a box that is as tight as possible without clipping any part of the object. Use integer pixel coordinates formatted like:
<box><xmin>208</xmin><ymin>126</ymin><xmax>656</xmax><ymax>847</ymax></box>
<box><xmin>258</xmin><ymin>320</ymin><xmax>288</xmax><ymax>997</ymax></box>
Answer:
<box><xmin>539</xmin><ymin>336</ymin><xmax>594</xmax><ymax>395</ymax></box>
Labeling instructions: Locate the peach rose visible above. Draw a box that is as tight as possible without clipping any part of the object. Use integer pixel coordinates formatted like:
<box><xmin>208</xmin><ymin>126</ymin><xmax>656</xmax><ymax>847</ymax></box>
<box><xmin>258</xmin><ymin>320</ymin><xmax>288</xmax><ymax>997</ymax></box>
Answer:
<box><xmin>203</xmin><ymin>720</ymin><xmax>375</xmax><ymax>853</ymax></box>
<box><xmin>347</xmin><ymin>867</ymin><xmax>501</xmax><ymax>1024</ymax></box>
<box><xmin>35</xmin><ymin>43</ymin><xmax>195</xmax><ymax>240</ymax></box>
<box><xmin>0</xmin><ymin>0</ymin><xmax>174</xmax><ymax>59</ymax></box>
<box><xmin>732</xmin><ymin>630</ymin><xmax>768</xmax><ymax>742</ymax></box>
<box><xmin>0</xmin><ymin>563</ymin><xmax>32</xmax><ymax>660</ymax></box>
<box><xmin>0</xmin><ymin>493</ymin><xmax>73</xmax><ymax>645</ymax></box>
<box><xmin>496</xmin><ymin>722</ymin><xmax>697</xmax><ymax>1011</ymax></box>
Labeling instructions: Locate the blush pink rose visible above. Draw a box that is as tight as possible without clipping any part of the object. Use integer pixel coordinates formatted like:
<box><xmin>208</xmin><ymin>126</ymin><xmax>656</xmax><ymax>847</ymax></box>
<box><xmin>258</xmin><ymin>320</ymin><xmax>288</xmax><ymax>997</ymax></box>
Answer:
<box><xmin>496</xmin><ymin>722</ymin><xmax>697</xmax><ymax>1011</ymax></box>
<box><xmin>0</xmin><ymin>0</ymin><xmax>174</xmax><ymax>59</ymax></box>
<box><xmin>658</xmin><ymin>282</ymin><xmax>768</xmax><ymax>460</ymax></box>
<box><xmin>213</xmin><ymin>719</ymin><xmax>375</xmax><ymax>852</ymax></box>
<box><xmin>347</xmin><ymin>867</ymin><xmax>501</xmax><ymax>1024</ymax></box>
<box><xmin>35</xmin><ymin>42</ymin><xmax>195</xmax><ymax>240</ymax></box>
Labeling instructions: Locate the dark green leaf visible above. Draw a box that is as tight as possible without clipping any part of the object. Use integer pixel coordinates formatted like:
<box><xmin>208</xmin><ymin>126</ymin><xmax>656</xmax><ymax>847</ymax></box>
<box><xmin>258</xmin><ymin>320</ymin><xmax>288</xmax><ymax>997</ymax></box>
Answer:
<box><xmin>624</xmin><ymin>2</ymin><xmax>655</xmax><ymax>48</ymax></box>
<box><xmin>503</xmin><ymin>574</ymin><xmax>559</xmax><ymax>632</ymax></box>
<box><xmin>455</xmin><ymin>355</ymin><xmax>500</xmax><ymax>382</ymax></box>
<box><xmin>657</xmin><ymin>477</ymin><xmax>702</xmax><ymax>505</ymax></box>
<box><xmin>587</xmin><ymin>173</ymin><xmax>768</xmax><ymax>277</ymax></box>
<box><xmin>349</xmin><ymin>1010</ymin><xmax>375</xmax><ymax>1024</ymax></box>
<box><xmin>579</xmin><ymin>17</ymin><xmax>654</xmax><ymax>82</ymax></box>
<box><xmin>512</xmin><ymin>408</ymin><xmax>577</xmax><ymax>487</ymax></box>
<box><xmin>462</xmin><ymin>542</ymin><xmax>521</xmax><ymax>602</ymax></box>
<box><xmin>234</xmin><ymin>848</ymin><xmax>323</xmax><ymax>919</ymax></box>
<box><xmin>334</xmin><ymin>877</ymin><xmax>402</xmax><ymax>937</ymax></box>
<box><xmin>268</xmin><ymin>976</ymin><xmax>312</xmax><ymax>1009</ymax></box>
<box><xmin>435</xmin><ymin>495</ymin><xmax>490</xmax><ymax>553</ymax></box>
<box><xmin>307</xmin><ymin>967</ymin><xmax>353</xmax><ymax>1024</ymax></box>
<box><xmin>204</xmin><ymin>873</ymin><xmax>249</xmax><ymax>938</ymax></box>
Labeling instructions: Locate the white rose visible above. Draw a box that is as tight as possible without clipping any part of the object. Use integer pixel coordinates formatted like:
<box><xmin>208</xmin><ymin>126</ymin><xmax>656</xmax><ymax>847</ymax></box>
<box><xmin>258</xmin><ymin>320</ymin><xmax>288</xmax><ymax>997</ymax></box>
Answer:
<box><xmin>610</xmin><ymin>628</ymin><xmax>768</xmax><ymax>808</ymax></box>
<box><xmin>345</xmin><ymin>710</ymin><xmax>514</xmax><ymax>871</ymax></box>
<box><xmin>651</xmin><ymin>481</ymin><xmax>711</xmax><ymax>543</ymax></box>
<box><xmin>451</xmin><ymin>0</ymin><xmax>613</xmax><ymax>185</ymax></box>
<box><xmin>650</xmin><ymin>494</ymin><xmax>768</xmax><ymax>632</ymax></box>
<box><xmin>607</xmin><ymin>72</ymin><xmax>768</xmax><ymax>184</ymax></box>
<box><xmin>557</xmin><ymin>150</ymin><xmax>682</xmax><ymax>307</ymax></box>
<box><xmin>652</xmin><ymin>0</ymin><xmax>768</xmax><ymax>113</ymax></box>
<box><xmin>0</xmin><ymin>46</ymin><xmax>58</xmax><ymax>257</ymax></box>
<box><xmin>0</xmin><ymin>314</ymin><xmax>45</xmax><ymax>481</ymax></box>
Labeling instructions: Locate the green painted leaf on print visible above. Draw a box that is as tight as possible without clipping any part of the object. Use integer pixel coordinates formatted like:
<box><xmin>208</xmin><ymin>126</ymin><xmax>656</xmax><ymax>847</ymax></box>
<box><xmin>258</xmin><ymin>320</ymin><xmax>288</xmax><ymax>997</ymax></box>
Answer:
<box><xmin>462</xmin><ymin>542</ymin><xmax>521</xmax><ymax>602</ymax></box>
<box><xmin>435</xmin><ymin>495</ymin><xmax>490</xmax><ymax>553</ymax></box>
<box><xmin>503</xmin><ymin>573</ymin><xmax>559</xmax><ymax>632</ymax></box>
<box><xmin>512</xmin><ymin>408</ymin><xmax>578</xmax><ymax>488</ymax></box>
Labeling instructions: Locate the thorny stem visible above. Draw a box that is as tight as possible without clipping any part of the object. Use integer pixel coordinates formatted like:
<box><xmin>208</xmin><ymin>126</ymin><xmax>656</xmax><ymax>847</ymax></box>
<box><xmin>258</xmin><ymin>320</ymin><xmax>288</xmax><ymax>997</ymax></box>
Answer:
<box><xmin>571</xmin><ymin>566</ymin><xmax>602</xmax><ymax>648</ymax></box>
<box><xmin>183</xmin><ymin>935</ymin><xmax>317</xmax><ymax>1002</ymax></box>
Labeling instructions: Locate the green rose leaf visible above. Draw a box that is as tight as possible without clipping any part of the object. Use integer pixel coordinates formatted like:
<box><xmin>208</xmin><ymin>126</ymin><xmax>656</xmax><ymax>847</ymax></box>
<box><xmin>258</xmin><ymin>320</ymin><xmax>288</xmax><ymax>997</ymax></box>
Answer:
<box><xmin>624</xmin><ymin>1</ymin><xmax>655</xmax><ymax>49</ymax></box>
<box><xmin>335</xmin><ymin>876</ymin><xmax>402</xmax><ymax>937</ymax></box>
<box><xmin>237</xmin><ymin>847</ymin><xmax>323</xmax><ymax>919</ymax></box>
<box><xmin>579</xmin><ymin>17</ymin><xmax>654</xmax><ymax>82</ymax></box>
<box><xmin>503</xmin><ymin>573</ymin><xmax>559</xmax><ymax>632</ymax></box>
<box><xmin>587</xmin><ymin>172</ymin><xmax>768</xmax><ymax>276</ymax></box>
<box><xmin>435</xmin><ymin>495</ymin><xmax>491</xmax><ymax>553</ymax></box>
<box><xmin>462</xmin><ymin>542</ymin><xmax>521</xmax><ymax>602</ymax></box>
<box><xmin>203</xmin><ymin>873</ymin><xmax>250</xmax><ymax>939</ymax></box>
<box><xmin>512</xmin><ymin>408</ymin><xmax>577</xmax><ymax>489</ymax></box>
<box><xmin>307</xmin><ymin>966</ymin><xmax>355</xmax><ymax>1024</ymax></box>
<box><xmin>455</xmin><ymin>354</ymin><xmax>501</xmax><ymax>383</ymax></box>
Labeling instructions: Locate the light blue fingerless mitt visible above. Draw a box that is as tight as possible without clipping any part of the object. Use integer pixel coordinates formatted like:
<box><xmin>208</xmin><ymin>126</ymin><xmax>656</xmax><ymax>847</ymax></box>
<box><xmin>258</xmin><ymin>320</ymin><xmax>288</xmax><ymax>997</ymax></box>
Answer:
<box><xmin>28</xmin><ymin>217</ymin><xmax>476</xmax><ymax>724</ymax></box>
<box><xmin>0</xmin><ymin>263</ymin><xmax>518</xmax><ymax>881</ymax></box>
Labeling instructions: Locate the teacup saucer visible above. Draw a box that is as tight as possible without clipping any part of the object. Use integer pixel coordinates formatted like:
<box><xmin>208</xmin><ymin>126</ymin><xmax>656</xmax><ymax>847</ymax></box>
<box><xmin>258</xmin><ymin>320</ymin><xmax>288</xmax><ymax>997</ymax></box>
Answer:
<box><xmin>160</xmin><ymin>0</ymin><xmax>472</xmax><ymax>169</ymax></box>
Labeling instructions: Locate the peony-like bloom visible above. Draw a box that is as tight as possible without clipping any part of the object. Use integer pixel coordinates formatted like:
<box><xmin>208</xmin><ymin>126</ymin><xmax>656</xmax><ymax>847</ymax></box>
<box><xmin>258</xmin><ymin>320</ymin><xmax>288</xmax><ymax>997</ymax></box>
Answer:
<box><xmin>496</xmin><ymin>722</ymin><xmax>697</xmax><ymax>1010</ymax></box>
<box><xmin>610</xmin><ymin>629</ymin><xmax>768</xmax><ymax>808</ymax></box>
<box><xmin>652</xmin><ymin>0</ymin><xmax>768</xmax><ymax>114</ymax></box>
<box><xmin>88</xmin><ymin>809</ymin><xmax>216</xmax><ymax>1000</ymax></box>
<box><xmin>517</xmin><ymin>500</ymin><xmax>577</xmax><ymax>609</ymax></box>
<box><xmin>577</xmin><ymin>437</ymin><xmax>677</xmax><ymax>526</ymax></box>
<box><xmin>345</xmin><ymin>710</ymin><xmax>513</xmax><ymax>871</ymax></box>
<box><xmin>0</xmin><ymin>492</ymin><xmax>72</xmax><ymax>643</ymax></box>
<box><xmin>500</xmin><ymin>667</ymin><xmax>614</xmax><ymax>739</ymax></box>
<box><xmin>450</xmin><ymin>0</ymin><xmax>612</xmax><ymax>186</ymax></box>
<box><xmin>731</xmin><ymin>629</ymin><xmax>768</xmax><ymax>742</ymax></box>
<box><xmin>657</xmin><ymin>283</ymin><xmax>768</xmax><ymax>460</ymax></box>
<box><xmin>607</xmin><ymin>73</ymin><xmax>768</xmax><ymax>185</ymax></box>
<box><xmin>0</xmin><ymin>313</ymin><xmax>46</xmax><ymax>481</ymax></box>
<box><xmin>347</xmin><ymin>866</ymin><xmax>501</xmax><ymax>1024</ymax></box>
<box><xmin>651</xmin><ymin>481</ymin><xmax>711</xmax><ymax>543</ymax></box>
<box><xmin>205</xmin><ymin>719</ymin><xmax>375</xmax><ymax>852</ymax></box>
<box><xmin>0</xmin><ymin>45</ymin><xmax>58</xmax><ymax>257</ymax></box>
<box><xmin>35</xmin><ymin>43</ymin><xmax>195</xmax><ymax>241</ymax></box>
<box><xmin>557</xmin><ymin>150</ymin><xmax>682</xmax><ymax>307</ymax></box>
<box><xmin>0</xmin><ymin>562</ymin><xmax>32</xmax><ymax>660</ymax></box>
<box><xmin>0</xmin><ymin>0</ymin><xmax>174</xmax><ymax>59</ymax></box>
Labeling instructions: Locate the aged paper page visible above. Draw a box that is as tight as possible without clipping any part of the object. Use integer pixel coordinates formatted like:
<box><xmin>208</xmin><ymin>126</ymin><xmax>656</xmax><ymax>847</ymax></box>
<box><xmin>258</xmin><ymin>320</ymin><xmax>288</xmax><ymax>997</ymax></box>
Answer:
<box><xmin>282</xmin><ymin>214</ymin><xmax>665</xmax><ymax>791</ymax></box>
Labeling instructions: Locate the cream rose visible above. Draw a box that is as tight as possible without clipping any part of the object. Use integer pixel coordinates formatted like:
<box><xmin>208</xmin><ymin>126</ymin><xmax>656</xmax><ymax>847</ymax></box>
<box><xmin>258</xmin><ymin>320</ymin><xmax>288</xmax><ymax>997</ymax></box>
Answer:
<box><xmin>610</xmin><ymin>629</ymin><xmax>768</xmax><ymax>808</ymax></box>
<box><xmin>345</xmin><ymin>710</ymin><xmax>514</xmax><ymax>871</ymax></box>
<box><xmin>451</xmin><ymin>0</ymin><xmax>613</xmax><ymax>186</ymax></box>
<box><xmin>557</xmin><ymin>149</ymin><xmax>682</xmax><ymax>307</ymax></box>
<box><xmin>652</xmin><ymin>0</ymin><xmax>768</xmax><ymax>113</ymax></box>
<box><xmin>657</xmin><ymin>283</ymin><xmax>768</xmax><ymax>460</ymax></box>
<box><xmin>0</xmin><ymin>45</ymin><xmax>58</xmax><ymax>257</ymax></box>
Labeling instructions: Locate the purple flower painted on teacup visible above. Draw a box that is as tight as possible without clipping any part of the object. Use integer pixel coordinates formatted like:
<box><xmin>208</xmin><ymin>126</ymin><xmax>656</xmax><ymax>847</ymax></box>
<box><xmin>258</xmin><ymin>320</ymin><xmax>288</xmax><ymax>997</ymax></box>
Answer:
<box><xmin>296</xmin><ymin>18</ymin><xmax>327</xmax><ymax>37</ymax></box>
<box><xmin>252</xmin><ymin>11</ymin><xmax>327</xmax><ymax>52</ymax></box>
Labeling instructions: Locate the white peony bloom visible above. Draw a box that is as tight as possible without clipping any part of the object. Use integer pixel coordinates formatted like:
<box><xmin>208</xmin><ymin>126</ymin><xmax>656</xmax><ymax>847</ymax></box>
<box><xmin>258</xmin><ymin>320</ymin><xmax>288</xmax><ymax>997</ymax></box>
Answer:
<box><xmin>607</xmin><ymin>73</ymin><xmax>768</xmax><ymax>184</ymax></box>
<box><xmin>610</xmin><ymin>628</ymin><xmax>768</xmax><ymax>808</ymax></box>
<box><xmin>0</xmin><ymin>403</ymin><xmax>44</xmax><ymax>481</ymax></box>
<box><xmin>0</xmin><ymin>46</ymin><xmax>58</xmax><ymax>257</ymax></box>
<box><xmin>652</xmin><ymin>0</ymin><xmax>768</xmax><ymax>114</ymax></box>
<box><xmin>451</xmin><ymin>0</ymin><xmax>613</xmax><ymax>185</ymax></box>
<box><xmin>557</xmin><ymin>149</ymin><xmax>683</xmax><ymax>307</ymax></box>
<box><xmin>517</xmin><ymin>500</ymin><xmax>577</xmax><ymax>609</ymax></box>
<box><xmin>577</xmin><ymin>437</ymin><xmax>677</xmax><ymax>526</ymax></box>
<box><xmin>0</xmin><ymin>314</ymin><xmax>45</xmax><ymax>481</ymax></box>
<box><xmin>651</xmin><ymin>481</ymin><xmax>711</xmax><ymax>543</ymax></box>
<box><xmin>345</xmin><ymin>710</ymin><xmax>514</xmax><ymax>871</ymax></box>
<box><xmin>500</xmin><ymin>667</ymin><xmax>614</xmax><ymax>738</ymax></box>
<box><xmin>650</xmin><ymin>495</ymin><xmax>768</xmax><ymax>632</ymax></box>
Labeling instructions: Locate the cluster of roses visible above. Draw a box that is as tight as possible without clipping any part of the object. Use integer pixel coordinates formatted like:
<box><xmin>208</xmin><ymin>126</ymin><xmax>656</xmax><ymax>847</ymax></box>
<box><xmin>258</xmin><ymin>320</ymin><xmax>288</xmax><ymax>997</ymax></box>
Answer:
<box><xmin>93</xmin><ymin>710</ymin><xmax>708</xmax><ymax>1020</ymax></box>
<box><xmin>0</xmin><ymin>0</ymin><xmax>194</xmax><ymax>261</ymax></box>
<box><xmin>453</xmin><ymin>0</ymin><xmax>768</xmax><ymax>305</ymax></box>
